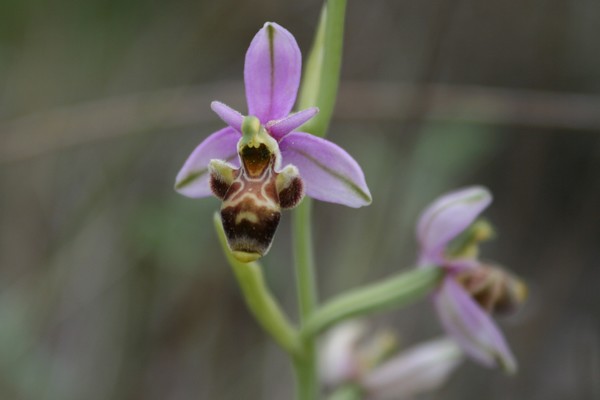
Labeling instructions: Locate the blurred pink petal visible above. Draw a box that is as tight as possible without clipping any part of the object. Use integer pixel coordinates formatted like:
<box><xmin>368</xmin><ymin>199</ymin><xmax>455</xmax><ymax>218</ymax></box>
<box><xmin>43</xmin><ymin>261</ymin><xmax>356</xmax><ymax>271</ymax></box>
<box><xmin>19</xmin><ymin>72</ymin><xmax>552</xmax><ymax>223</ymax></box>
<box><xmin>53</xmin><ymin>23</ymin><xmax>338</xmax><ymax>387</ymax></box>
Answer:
<box><xmin>319</xmin><ymin>321</ymin><xmax>367</xmax><ymax>386</ymax></box>
<box><xmin>363</xmin><ymin>337</ymin><xmax>463</xmax><ymax>400</ymax></box>
<box><xmin>417</xmin><ymin>186</ymin><xmax>491</xmax><ymax>265</ymax></box>
<box><xmin>433</xmin><ymin>278</ymin><xmax>517</xmax><ymax>373</ymax></box>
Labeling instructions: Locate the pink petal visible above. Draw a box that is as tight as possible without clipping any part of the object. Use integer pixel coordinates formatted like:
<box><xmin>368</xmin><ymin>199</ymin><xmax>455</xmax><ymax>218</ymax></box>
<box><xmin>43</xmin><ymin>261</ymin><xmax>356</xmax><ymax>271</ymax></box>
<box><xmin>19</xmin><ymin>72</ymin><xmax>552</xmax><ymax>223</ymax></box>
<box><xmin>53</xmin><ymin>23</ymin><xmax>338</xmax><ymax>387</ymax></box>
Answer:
<box><xmin>433</xmin><ymin>278</ymin><xmax>517</xmax><ymax>373</ymax></box>
<box><xmin>211</xmin><ymin>101</ymin><xmax>244</xmax><ymax>132</ymax></box>
<box><xmin>266</xmin><ymin>107</ymin><xmax>319</xmax><ymax>141</ymax></box>
<box><xmin>319</xmin><ymin>321</ymin><xmax>367</xmax><ymax>386</ymax></box>
<box><xmin>174</xmin><ymin>127</ymin><xmax>240</xmax><ymax>198</ymax></box>
<box><xmin>279</xmin><ymin>132</ymin><xmax>371</xmax><ymax>208</ymax></box>
<box><xmin>244</xmin><ymin>22</ymin><xmax>301</xmax><ymax>123</ymax></box>
<box><xmin>417</xmin><ymin>186</ymin><xmax>492</xmax><ymax>258</ymax></box>
<box><xmin>363</xmin><ymin>337</ymin><xmax>463</xmax><ymax>399</ymax></box>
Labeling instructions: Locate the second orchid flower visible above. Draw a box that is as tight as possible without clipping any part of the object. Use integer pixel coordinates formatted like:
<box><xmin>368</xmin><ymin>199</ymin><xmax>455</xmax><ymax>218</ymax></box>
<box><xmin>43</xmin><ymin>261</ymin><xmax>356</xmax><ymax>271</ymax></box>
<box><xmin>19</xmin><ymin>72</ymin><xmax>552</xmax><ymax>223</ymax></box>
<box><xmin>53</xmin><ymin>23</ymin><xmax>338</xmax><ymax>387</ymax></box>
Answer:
<box><xmin>417</xmin><ymin>186</ymin><xmax>527</xmax><ymax>373</ymax></box>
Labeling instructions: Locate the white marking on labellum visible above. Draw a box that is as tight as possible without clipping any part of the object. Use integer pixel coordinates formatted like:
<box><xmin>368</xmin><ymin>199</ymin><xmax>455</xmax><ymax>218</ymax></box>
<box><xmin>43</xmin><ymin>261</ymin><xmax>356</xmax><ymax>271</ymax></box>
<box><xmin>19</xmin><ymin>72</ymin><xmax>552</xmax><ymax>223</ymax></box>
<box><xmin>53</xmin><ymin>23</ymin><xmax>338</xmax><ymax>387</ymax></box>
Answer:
<box><xmin>235</xmin><ymin>211</ymin><xmax>259</xmax><ymax>224</ymax></box>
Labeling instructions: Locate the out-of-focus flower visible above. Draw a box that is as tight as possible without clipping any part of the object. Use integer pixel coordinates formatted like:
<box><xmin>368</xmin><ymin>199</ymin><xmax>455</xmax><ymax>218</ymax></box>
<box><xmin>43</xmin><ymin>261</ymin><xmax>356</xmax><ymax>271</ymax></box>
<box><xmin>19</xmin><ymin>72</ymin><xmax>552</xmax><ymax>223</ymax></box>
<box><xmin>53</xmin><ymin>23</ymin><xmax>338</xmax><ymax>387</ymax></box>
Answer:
<box><xmin>174</xmin><ymin>22</ymin><xmax>371</xmax><ymax>262</ymax></box>
<box><xmin>362</xmin><ymin>337</ymin><xmax>463</xmax><ymax>400</ymax></box>
<box><xmin>417</xmin><ymin>186</ymin><xmax>526</xmax><ymax>373</ymax></box>
<box><xmin>319</xmin><ymin>321</ymin><xmax>463</xmax><ymax>400</ymax></box>
<box><xmin>320</xmin><ymin>320</ymin><xmax>368</xmax><ymax>386</ymax></box>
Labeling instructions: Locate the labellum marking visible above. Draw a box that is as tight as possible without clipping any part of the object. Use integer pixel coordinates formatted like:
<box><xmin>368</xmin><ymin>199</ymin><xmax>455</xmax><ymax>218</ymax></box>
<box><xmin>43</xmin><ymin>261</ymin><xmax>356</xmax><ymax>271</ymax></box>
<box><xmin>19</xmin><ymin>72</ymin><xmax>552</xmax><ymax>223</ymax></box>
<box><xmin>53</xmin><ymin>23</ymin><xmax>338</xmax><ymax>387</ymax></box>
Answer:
<box><xmin>218</xmin><ymin>143</ymin><xmax>300</xmax><ymax>262</ymax></box>
<box><xmin>456</xmin><ymin>264</ymin><xmax>527</xmax><ymax>316</ymax></box>
<box><xmin>211</xmin><ymin>116</ymin><xmax>305</xmax><ymax>262</ymax></box>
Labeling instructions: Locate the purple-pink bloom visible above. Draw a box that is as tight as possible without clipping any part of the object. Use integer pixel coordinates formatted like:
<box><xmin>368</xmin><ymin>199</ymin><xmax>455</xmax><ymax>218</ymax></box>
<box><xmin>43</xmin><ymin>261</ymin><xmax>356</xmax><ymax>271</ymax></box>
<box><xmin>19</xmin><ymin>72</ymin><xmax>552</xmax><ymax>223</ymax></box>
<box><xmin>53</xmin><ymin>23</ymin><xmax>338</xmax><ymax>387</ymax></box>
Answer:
<box><xmin>174</xmin><ymin>22</ymin><xmax>371</xmax><ymax>261</ymax></box>
<box><xmin>175</xmin><ymin>22</ymin><xmax>371</xmax><ymax>208</ymax></box>
<box><xmin>417</xmin><ymin>186</ymin><xmax>517</xmax><ymax>373</ymax></box>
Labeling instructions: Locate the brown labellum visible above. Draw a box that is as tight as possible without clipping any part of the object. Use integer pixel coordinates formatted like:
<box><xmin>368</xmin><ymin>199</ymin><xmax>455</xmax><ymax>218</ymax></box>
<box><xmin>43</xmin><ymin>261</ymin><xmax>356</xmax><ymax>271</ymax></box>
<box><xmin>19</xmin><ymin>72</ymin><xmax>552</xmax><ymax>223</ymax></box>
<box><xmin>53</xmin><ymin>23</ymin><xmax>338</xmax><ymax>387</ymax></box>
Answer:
<box><xmin>278</xmin><ymin>176</ymin><xmax>304</xmax><ymax>209</ymax></box>
<box><xmin>210</xmin><ymin>174</ymin><xmax>233</xmax><ymax>199</ymax></box>
<box><xmin>210</xmin><ymin>143</ymin><xmax>304</xmax><ymax>262</ymax></box>
<box><xmin>456</xmin><ymin>264</ymin><xmax>527</xmax><ymax>316</ymax></box>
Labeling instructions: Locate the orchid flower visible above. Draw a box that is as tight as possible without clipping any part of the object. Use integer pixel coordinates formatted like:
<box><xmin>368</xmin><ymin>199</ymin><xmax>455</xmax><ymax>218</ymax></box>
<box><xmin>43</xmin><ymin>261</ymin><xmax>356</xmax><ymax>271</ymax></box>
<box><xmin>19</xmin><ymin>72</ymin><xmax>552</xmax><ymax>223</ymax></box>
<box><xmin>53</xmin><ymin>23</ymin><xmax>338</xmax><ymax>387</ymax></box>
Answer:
<box><xmin>174</xmin><ymin>22</ymin><xmax>371</xmax><ymax>262</ymax></box>
<box><xmin>417</xmin><ymin>186</ymin><xmax>521</xmax><ymax>373</ymax></box>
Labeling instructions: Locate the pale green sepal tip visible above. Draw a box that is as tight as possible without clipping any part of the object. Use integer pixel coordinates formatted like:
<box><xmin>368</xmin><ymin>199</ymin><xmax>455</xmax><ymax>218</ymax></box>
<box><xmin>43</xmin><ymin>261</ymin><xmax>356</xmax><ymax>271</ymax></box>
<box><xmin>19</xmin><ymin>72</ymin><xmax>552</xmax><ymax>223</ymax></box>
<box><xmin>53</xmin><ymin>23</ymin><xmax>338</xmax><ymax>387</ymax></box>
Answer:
<box><xmin>174</xmin><ymin>170</ymin><xmax>204</xmax><ymax>190</ymax></box>
<box><xmin>232</xmin><ymin>251</ymin><xmax>261</xmax><ymax>263</ymax></box>
<box><xmin>498</xmin><ymin>354</ymin><xmax>518</xmax><ymax>375</ymax></box>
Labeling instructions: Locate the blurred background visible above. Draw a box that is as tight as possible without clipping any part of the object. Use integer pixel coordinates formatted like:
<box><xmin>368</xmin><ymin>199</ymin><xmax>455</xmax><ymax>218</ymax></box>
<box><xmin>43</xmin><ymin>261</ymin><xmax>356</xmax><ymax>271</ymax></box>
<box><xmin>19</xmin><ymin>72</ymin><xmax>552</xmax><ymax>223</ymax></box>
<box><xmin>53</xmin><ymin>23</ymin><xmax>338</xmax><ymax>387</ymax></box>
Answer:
<box><xmin>1</xmin><ymin>0</ymin><xmax>599</xmax><ymax>399</ymax></box>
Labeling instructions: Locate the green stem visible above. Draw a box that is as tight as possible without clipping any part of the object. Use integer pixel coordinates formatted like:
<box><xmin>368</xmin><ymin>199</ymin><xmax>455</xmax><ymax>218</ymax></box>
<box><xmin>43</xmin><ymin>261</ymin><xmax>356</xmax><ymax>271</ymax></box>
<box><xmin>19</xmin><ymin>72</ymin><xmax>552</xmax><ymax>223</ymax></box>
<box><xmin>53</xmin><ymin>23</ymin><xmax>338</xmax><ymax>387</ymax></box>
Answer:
<box><xmin>292</xmin><ymin>1</ymin><xmax>348</xmax><ymax>397</ymax></box>
<box><xmin>294</xmin><ymin>200</ymin><xmax>318</xmax><ymax>320</ymax></box>
<box><xmin>327</xmin><ymin>384</ymin><xmax>363</xmax><ymax>400</ymax></box>
<box><xmin>293</xmin><ymin>353</ymin><xmax>317</xmax><ymax>400</ymax></box>
<box><xmin>213</xmin><ymin>213</ymin><xmax>302</xmax><ymax>357</ymax></box>
<box><xmin>292</xmin><ymin>199</ymin><xmax>318</xmax><ymax>399</ymax></box>
<box><xmin>303</xmin><ymin>267</ymin><xmax>444</xmax><ymax>337</ymax></box>
<box><xmin>298</xmin><ymin>0</ymin><xmax>347</xmax><ymax>137</ymax></box>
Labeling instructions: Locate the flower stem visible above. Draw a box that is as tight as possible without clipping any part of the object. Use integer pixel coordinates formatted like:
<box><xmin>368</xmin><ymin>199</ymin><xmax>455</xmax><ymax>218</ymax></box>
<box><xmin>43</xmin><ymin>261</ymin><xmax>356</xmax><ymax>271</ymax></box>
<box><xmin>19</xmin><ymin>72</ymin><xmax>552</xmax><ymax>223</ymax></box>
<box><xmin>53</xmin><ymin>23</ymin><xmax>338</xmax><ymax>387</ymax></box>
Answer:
<box><xmin>298</xmin><ymin>0</ymin><xmax>347</xmax><ymax>137</ymax></box>
<box><xmin>327</xmin><ymin>384</ymin><xmax>362</xmax><ymax>400</ymax></box>
<box><xmin>213</xmin><ymin>213</ymin><xmax>303</xmax><ymax>357</ymax></box>
<box><xmin>303</xmin><ymin>266</ymin><xmax>444</xmax><ymax>337</ymax></box>
<box><xmin>293</xmin><ymin>0</ymin><xmax>348</xmax><ymax>397</ymax></box>
<box><xmin>294</xmin><ymin>199</ymin><xmax>318</xmax><ymax>321</ymax></box>
<box><xmin>292</xmin><ymin>199</ymin><xmax>318</xmax><ymax>399</ymax></box>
